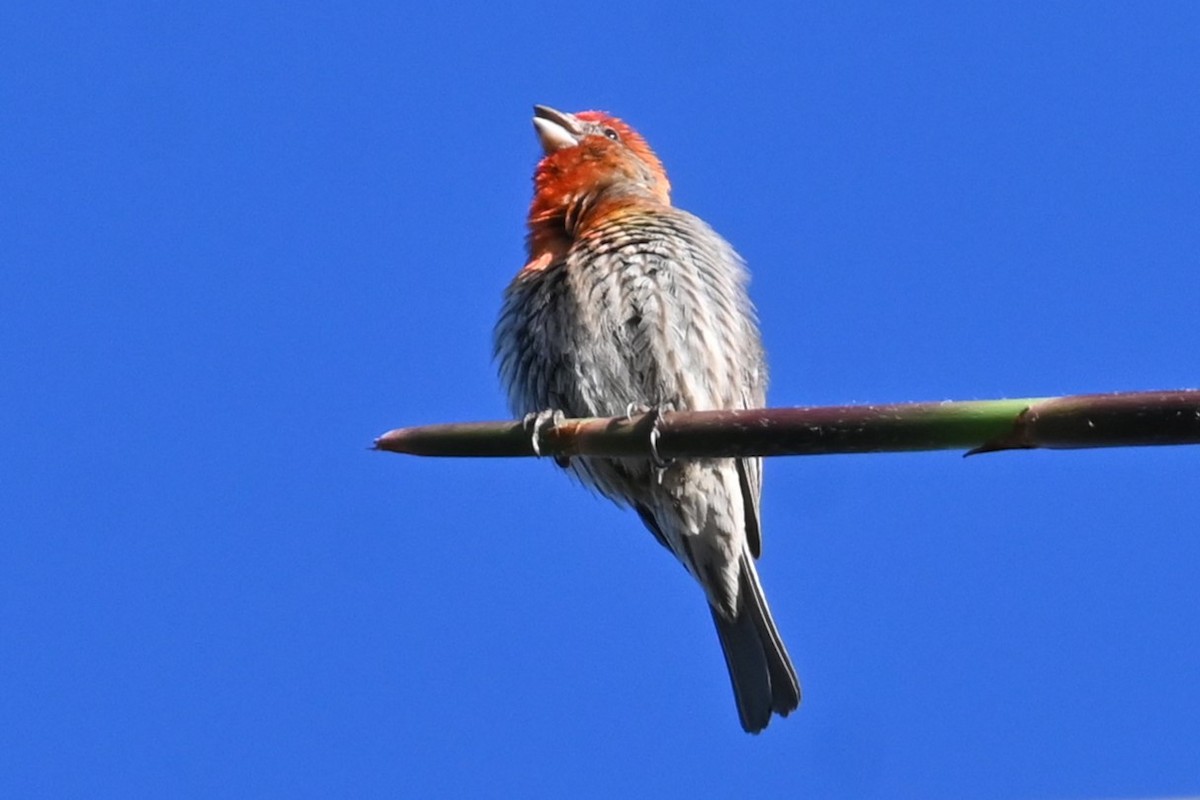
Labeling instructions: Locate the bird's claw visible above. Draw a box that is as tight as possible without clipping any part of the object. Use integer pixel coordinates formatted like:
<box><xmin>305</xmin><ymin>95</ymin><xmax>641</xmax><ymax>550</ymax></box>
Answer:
<box><xmin>643</xmin><ymin>406</ymin><xmax>673</xmax><ymax>471</ymax></box>
<box><xmin>523</xmin><ymin>409</ymin><xmax>570</xmax><ymax>467</ymax></box>
<box><xmin>523</xmin><ymin>409</ymin><xmax>562</xmax><ymax>457</ymax></box>
<box><xmin>623</xmin><ymin>404</ymin><xmax>673</xmax><ymax>470</ymax></box>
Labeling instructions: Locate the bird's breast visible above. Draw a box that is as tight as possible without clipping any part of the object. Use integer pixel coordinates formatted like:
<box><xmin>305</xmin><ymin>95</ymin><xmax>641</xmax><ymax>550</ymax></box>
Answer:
<box><xmin>496</xmin><ymin>209</ymin><xmax>765</xmax><ymax>421</ymax></box>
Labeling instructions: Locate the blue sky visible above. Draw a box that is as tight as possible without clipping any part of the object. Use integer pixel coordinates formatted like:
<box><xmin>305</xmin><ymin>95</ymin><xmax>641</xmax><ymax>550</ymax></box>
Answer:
<box><xmin>3</xmin><ymin>3</ymin><xmax>1198</xmax><ymax>797</ymax></box>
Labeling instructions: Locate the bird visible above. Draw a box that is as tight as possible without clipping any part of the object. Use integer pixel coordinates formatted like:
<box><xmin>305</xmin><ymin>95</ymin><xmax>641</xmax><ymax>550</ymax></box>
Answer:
<box><xmin>494</xmin><ymin>105</ymin><xmax>799</xmax><ymax>732</ymax></box>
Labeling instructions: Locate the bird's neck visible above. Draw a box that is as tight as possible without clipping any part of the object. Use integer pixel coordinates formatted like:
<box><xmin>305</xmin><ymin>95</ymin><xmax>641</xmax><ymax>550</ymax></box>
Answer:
<box><xmin>527</xmin><ymin>183</ymin><xmax>663</xmax><ymax>260</ymax></box>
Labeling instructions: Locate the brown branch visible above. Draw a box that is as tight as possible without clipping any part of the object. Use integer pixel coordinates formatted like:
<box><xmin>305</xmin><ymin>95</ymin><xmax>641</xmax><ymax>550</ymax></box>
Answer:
<box><xmin>373</xmin><ymin>390</ymin><xmax>1200</xmax><ymax>460</ymax></box>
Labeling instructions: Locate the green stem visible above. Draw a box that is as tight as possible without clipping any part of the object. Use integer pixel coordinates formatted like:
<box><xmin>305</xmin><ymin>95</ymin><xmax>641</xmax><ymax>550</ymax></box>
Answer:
<box><xmin>373</xmin><ymin>390</ymin><xmax>1200</xmax><ymax>459</ymax></box>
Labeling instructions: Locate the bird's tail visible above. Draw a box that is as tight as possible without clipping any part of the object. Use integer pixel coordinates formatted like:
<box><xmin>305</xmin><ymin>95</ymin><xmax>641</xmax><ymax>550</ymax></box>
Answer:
<box><xmin>709</xmin><ymin>552</ymin><xmax>800</xmax><ymax>733</ymax></box>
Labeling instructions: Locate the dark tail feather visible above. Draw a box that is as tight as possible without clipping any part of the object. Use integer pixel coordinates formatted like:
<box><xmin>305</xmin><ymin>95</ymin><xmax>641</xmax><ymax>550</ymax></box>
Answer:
<box><xmin>710</xmin><ymin>554</ymin><xmax>801</xmax><ymax>733</ymax></box>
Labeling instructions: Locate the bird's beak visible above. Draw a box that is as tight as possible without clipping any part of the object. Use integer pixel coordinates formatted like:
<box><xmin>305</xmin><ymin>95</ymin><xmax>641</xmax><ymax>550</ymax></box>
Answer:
<box><xmin>533</xmin><ymin>105</ymin><xmax>582</xmax><ymax>154</ymax></box>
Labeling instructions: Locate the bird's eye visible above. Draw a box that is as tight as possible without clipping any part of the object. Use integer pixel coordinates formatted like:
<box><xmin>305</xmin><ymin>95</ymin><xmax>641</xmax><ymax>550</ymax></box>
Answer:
<box><xmin>602</xmin><ymin>127</ymin><xmax>620</xmax><ymax>141</ymax></box>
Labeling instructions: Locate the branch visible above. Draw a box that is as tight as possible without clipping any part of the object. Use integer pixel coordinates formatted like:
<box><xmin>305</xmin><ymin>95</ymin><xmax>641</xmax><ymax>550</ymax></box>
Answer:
<box><xmin>373</xmin><ymin>390</ymin><xmax>1200</xmax><ymax>460</ymax></box>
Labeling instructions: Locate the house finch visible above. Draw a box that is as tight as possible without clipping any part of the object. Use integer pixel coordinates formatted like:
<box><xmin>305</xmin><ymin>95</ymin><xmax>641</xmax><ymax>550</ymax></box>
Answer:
<box><xmin>495</xmin><ymin>105</ymin><xmax>799</xmax><ymax>732</ymax></box>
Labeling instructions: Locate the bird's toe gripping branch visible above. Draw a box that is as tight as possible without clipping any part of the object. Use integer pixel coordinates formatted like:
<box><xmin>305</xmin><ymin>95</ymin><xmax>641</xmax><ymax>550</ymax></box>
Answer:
<box><xmin>642</xmin><ymin>406</ymin><xmax>674</xmax><ymax>470</ymax></box>
<box><xmin>622</xmin><ymin>404</ymin><xmax>674</xmax><ymax>469</ymax></box>
<box><xmin>523</xmin><ymin>409</ymin><xmax>570</xmax><ymax>467</ymax></box>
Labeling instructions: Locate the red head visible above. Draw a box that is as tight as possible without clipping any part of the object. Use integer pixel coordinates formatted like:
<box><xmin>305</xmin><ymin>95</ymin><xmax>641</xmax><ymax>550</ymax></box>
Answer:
<box><xmin>527</xmin><ymin>105</ymin><xmax>671</xmax><ymax>240</ymax></box>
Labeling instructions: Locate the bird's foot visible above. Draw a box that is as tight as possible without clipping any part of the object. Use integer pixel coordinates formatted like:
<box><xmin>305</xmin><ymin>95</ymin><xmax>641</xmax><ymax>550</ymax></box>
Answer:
<box><xmin>626</xmin><ymin>404</ymin><xmax>673</xmax><ymax>473</ymax></box>
<box><xmin>522</xmin><ymin>409</ymin><xmax>570</xmax><ymax>467</ymax></box>
<box><xmin>622</xmin><ymin>404</ymin><xmax>675</xmax><ymax>471</ymax></box>
<box><xmin>646</xmin><ymin>406</ymin><xmax>673</xmax><ymax>470</ymax></box>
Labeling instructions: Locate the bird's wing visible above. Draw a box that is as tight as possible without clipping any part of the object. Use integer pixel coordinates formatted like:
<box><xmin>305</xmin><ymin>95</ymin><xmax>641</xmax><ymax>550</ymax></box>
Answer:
<box><xmin>737</xmin><ymin>457</ymin><xmax>763</xmax><ymax>559</ymax></box>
